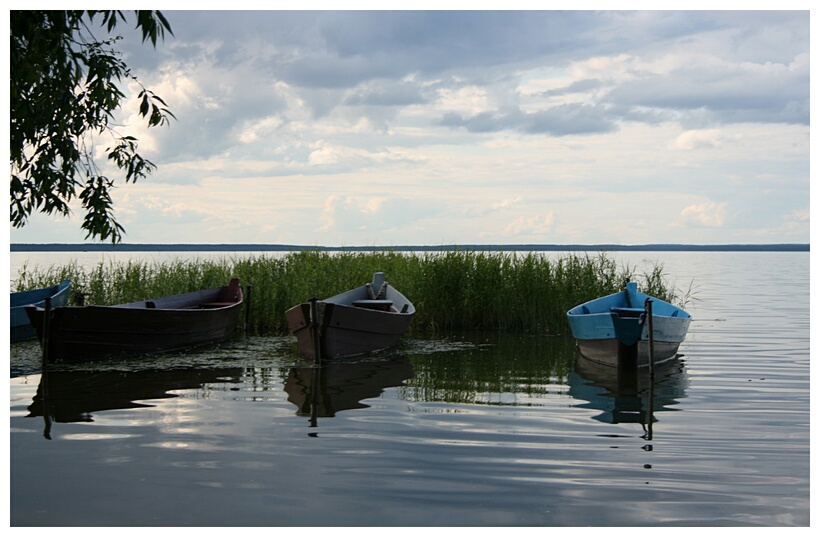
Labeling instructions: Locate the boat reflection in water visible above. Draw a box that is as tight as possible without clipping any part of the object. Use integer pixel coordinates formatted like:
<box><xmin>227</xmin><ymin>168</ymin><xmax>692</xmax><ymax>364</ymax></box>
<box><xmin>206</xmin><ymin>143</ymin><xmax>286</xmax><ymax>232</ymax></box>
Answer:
<box><xmin>284</xmin><ymin>355</ymin><xmax>414</xmax><ymax>427</ymax></box>
<box><xmin>568</xmin><ymin>354</ymin><xmax>689</xmax><ymax>429</ymax></box>
<box><xmin>27</xmin><ymin>367</ymin><xmax>243</xmax><ymax>438</ymax></box>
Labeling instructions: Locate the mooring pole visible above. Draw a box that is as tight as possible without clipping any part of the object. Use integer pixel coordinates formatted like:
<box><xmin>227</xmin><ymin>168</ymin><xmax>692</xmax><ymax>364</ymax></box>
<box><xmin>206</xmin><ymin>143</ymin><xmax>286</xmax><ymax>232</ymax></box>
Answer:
<box><xmin>645</xmin><ymin>298</ymin><xmax>655</xmax><ymax>380</ymax></box>
<box><xmin>646</xmin><ymin>366</ymin><xmax>655</xmax><ymax>442</ymax></box>
<box><xmin>41</xmin><ymin>297</ymin><xmax>51</xmax><ymax>369</ymax></box>
<box><xmin>41</xmin><ymin>297</ymin><xmax>53</xmax><ymax>439</ymax></box>
<box><xmin>309</xmin><ymin>298</ymin><xmax>322</xmax><ymax>365</ymax></box>
<box><xmin>309</xmin><ymin>364</ymin><xmax>321</xmax><ymax>430</ymax></box>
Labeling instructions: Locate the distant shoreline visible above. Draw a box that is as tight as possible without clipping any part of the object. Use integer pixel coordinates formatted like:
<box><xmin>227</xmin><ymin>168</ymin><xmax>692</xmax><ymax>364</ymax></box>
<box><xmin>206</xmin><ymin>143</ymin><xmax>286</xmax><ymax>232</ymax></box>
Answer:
<box><xmin>9</xmin><ymin>243</ymin><xmax>810</xmax><ymax>252</ymax></box>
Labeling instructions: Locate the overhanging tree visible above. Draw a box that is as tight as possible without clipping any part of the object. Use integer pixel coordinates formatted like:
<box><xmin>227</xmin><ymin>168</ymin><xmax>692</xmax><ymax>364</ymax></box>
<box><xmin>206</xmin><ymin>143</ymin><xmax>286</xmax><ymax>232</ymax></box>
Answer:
<box><xmin>10</xmin><ymin>10</ymin><xmax>174</xmax><ymax>243</ymax></box>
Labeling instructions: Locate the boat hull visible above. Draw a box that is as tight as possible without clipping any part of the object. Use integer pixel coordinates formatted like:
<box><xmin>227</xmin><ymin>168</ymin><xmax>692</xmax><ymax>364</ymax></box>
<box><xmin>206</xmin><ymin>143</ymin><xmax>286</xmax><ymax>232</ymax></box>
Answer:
<box><xmin>566</xmin><ymin>282</ymin><xmax>691</xmax><ymax>368</ymax></box>
<box><xmin>286</xmin><ymin>302</ymin><xmax>415</xmax><ymax>360</ymax></box>
<box><xmin>10</xmin><ymin>280</ymin><xmax>71</xmax><ymax>343</ymax></box>
<box><xmin>285</xmin><ymin>273</ymin><xmax>415</xmax><ymax>360</ymax></box>
<box><xmin>26</xmin><ymin>280</ymin><xmax>243</xmax><ymax>362</ymax></box>
<box><xmin>573</xmin><ymin>337</ymin><xmax>685</xmax><ymax>368</ymax></box>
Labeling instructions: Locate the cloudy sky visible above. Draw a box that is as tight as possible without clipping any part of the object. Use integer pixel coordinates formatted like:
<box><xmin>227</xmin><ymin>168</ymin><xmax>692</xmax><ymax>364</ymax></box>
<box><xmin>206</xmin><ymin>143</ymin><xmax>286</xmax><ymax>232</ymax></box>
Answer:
<box><xmin>9</xmin><ymin>7</ymin><xmax>811</xmax><ymax>246</ymax></box>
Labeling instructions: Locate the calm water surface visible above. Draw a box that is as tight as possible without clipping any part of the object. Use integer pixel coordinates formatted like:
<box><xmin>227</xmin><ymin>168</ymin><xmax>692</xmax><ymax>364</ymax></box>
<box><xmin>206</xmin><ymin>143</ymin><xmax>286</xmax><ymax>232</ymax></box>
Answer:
<box><xmin>9</xmin><ymin>251</ymin><xmax>810</xmax><ymax>526</ymax></box>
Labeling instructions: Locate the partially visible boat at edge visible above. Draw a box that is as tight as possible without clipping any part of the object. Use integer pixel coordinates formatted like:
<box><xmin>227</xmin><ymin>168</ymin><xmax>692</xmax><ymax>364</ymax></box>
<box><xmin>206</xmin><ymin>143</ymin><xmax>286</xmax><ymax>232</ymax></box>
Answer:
<box><xmin>566</xmin><ymin>281</ymin><xmax>691</xmax><ymax>368</ymax></box>
<box><xmin>285</xmin><ymin>272</ymin><xmax>415</xmax><ymax>361</ymax></box>
<box><xmin>25</xmin><ymin>278</ymin><xmax>244</xmax><ymax>362</ymax></box>
<box><xmin>11</xmin><ymin>280</ymin><xmax>71</xmax><ymax>343</ymax></box>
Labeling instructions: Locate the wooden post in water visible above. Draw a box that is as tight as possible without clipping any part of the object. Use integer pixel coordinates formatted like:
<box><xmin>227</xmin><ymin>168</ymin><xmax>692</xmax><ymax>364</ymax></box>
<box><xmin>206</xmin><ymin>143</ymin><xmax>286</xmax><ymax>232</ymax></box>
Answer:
<box><xmin>309</xmin><ymin>364</ymin><xmax>321</xmax><ymax>430</ymax></box>
<box><xmin>644</xmin><ymin>298</ymin><xmax>655</xmax><ymax>442</ymax></box>
<box><xmin>40</xmin><ymin>297</ymin><xmax>53</xmax><ymax>439</ymax></box>
<box><xmin>309</xmin><ymin>298</ymin><xmax>322</xmax><ymax>365</ymax></box>
<box><xmin>41</xmin><ymin>297</ymin><xmax>51</xmax><ymax>369</ymax></box>
<box><xmin>645</xmin><ymin>298</ymin><xmax>655</xmax><ymax>379</ymax></box>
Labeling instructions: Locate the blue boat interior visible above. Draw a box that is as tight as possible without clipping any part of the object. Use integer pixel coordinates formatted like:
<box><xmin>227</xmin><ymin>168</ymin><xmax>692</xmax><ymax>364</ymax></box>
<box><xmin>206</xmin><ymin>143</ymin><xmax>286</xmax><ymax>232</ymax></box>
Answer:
<box><xmin>569</xmin><ymin>282</ymin><xmax>689</xmax><ymax>319</ymax></box>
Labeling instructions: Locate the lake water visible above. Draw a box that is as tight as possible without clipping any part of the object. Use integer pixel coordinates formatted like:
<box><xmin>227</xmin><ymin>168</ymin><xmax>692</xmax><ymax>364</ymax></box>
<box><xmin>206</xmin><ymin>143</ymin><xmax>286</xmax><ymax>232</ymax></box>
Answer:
<box><xmin>9</xmin><ymin>251</ymin><xmax>811</xmax><ymax>526</ymax></box>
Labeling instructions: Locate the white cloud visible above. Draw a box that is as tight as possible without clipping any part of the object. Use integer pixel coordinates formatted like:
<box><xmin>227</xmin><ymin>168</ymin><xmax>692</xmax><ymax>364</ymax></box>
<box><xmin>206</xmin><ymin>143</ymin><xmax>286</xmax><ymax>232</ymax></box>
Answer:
<box><xmin>436</xmin><ymin>85</ymin><xmax>492</xmax><ymax>115</ymax></box>
<box><xmin>491</xmin><ymin>198</ymin><xmax>523</xmax><ymax>210</ymax></box>
<box><xmin>680</xmin><ymin>202</ymin><xmax>727</xmax><ymax>227</ymax></box>
<box><xmin>9</xmin><ymin>11</ymin><xmax>809</xmax><ymax>246</ymax></box>
<box><xmin>503</xmin><ymin>213</ymin><xmax>556</xmax><ymax>237</ymax></box>
<box><xmin>308</xmin><ymin>144</ymin><xmax>341</xmax><ymax>166</ymax></box>
<box><xmin>672</xmin><ymin>129</ymin><xmax>725</xmax><ymax>150</ymax></box>
<box><xmin>788</xmin><ymin>208</ymin><xmax>810</xmax><ymax>222</ymax></box>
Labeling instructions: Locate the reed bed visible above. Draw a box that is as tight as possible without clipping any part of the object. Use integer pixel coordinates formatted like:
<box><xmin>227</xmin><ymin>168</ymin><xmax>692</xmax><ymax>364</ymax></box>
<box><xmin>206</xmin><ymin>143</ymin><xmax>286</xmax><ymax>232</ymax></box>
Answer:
<box><xmin>12</xmin><ymin>250</ymin><xmax>683</xmax><ymax>336</ymax></box>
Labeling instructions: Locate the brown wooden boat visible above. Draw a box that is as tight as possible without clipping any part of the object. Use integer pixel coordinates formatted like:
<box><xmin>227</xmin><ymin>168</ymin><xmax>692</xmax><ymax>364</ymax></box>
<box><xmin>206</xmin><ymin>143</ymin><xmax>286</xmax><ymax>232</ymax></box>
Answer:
<box><xmin>285</xmin><ymin>272</ymin><xmax>415</xmax><ymax>361</ymax></box>
<box><xmin>25</xmin><ymin>278</ymin><xmax>244</xmax><ymax>362</ymax></box>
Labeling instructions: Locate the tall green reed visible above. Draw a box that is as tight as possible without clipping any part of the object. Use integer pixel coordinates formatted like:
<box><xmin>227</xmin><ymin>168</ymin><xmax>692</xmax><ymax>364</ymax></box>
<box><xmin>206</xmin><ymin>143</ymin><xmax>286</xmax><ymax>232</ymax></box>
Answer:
<box><xmin>11</xmin><ymin>250</ymin><xmax>684</xmax><ymax>336</ymax></box>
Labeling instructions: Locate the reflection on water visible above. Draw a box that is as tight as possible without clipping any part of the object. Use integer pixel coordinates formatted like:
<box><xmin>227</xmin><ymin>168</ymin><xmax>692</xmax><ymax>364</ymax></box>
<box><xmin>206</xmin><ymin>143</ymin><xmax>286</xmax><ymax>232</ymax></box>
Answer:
<box><xmin>400</xmin><ymin>332</ymin><xmax>578</xmax><ymax>405</ymax></box>
<box><xmin>568</xmin><ymin>355</ymin><xmax>689</xmax><ymax>426</ymax></box>
<box><xmin>27</xmin><ymin>367</ymin><xmax>244</xmax><ymax>438</ymax></box>
<box><xmin>285</xmin><ymin>356</ymin><xmax>415</xmax><ymax>424</ymax></box>
<box><xmin>23</xmin><ymin>332</ymin><xmax>686</xmax><ymax>431</ymax></box>
<box><xmin>19</xmin><ymin>332</ymin><xmax>582</xmax><ymax>436</ymax></box>
<box><xmin>10</xmin><ymin>251</ymin><xmax>810</xmax><ymax>526</ymax></box>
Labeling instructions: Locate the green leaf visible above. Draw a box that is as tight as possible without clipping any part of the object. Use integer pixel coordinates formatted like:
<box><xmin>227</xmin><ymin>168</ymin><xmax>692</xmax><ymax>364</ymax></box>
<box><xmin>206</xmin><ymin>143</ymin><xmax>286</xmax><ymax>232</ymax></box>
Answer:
<box><xmin>10</xmin><ymin>10</ymin><xmax>174</xmax><ymax>242</ymax></box>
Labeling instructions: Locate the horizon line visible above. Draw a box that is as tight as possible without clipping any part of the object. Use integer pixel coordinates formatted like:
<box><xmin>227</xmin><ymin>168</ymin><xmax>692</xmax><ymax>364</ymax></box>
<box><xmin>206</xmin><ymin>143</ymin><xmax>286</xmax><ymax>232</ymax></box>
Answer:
<box><xmin>9</xmin><ymin>243</ymin><xmax>810</xmax><ymax>252</ymax></box>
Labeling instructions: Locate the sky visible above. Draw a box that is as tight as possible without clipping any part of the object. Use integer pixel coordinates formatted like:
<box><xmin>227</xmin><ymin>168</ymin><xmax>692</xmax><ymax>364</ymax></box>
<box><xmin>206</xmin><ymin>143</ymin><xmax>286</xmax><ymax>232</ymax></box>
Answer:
<box><xmin>8</xmin><ymin>6</ymin><xmax>812</xmax><ymax>246</ymax></box>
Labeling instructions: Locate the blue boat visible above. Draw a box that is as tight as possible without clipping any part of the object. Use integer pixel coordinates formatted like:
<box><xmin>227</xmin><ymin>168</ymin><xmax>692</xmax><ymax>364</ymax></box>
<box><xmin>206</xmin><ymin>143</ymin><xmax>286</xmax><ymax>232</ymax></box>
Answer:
<box><xmin>566</xmin><ymin>281</ymin><xmax>691</xmax><ymax>368</ymax></box>
<box><xmin>11</xmin><ymin>280</ymin><xmax>71</xmax><ymax>342</ymax></box>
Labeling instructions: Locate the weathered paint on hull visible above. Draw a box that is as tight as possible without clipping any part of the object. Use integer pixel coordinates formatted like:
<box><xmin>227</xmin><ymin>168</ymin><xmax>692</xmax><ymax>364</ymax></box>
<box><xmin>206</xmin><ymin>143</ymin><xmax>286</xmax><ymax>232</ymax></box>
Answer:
<box><xmin>286</xmin><ymin>302</ymin><xmax>414</xmax><ymax>360</ymax></box>
<box><xmin>575</xmin><ymin>338</ymin><xmax>683</xmax><ymax>368</ymax></box>
<box><xmin>573</xmin><ymin>312</ymin><xmax>691</xmax><ymax>367</ymax></box>
<box><xmin>26</xmin><ymin>281</ymin><xmax>243</xmax><ymax>362</ymax></box>
<box><xmin>566</xmin><ymin>282</ymin><xmax>692</xmax><ymax>369</ymax></box>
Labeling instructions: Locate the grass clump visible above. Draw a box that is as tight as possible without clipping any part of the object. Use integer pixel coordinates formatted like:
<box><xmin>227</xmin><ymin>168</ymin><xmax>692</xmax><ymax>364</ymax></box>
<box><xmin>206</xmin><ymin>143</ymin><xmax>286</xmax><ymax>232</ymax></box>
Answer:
<box><xmin>11</xmin><ymin>249</ymin><xmax>683</xmax><ymax>336</ymax></box>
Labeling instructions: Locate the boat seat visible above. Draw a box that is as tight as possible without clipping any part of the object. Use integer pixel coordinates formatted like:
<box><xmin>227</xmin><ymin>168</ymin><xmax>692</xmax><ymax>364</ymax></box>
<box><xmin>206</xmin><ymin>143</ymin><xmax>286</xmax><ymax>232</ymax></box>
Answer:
<box><xmin>611</xmin><ymin>306</ymin><xmax>645</xmax><ymax>318</ymax></box>
<box><xmin>353</xmin><ymin>299</ymin><xmax>393</xmax><ymax>311</ymax></box>
<box><xmin>200</xmin><ymin>302</ymin><xmax>235</xmax><ymax>308</ymax></box>
<box><xmin>145</xmin><ymin>301</ymin><xmax>156</xmax><ymax>308</ymax></box>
